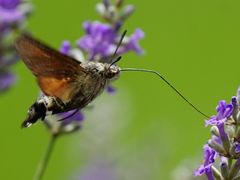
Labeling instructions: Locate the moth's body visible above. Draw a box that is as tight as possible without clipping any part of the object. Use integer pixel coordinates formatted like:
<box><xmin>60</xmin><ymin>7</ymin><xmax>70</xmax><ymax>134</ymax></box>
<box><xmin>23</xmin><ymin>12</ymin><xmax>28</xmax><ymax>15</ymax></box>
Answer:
<box><xmin>15</xmin><ymin>34</ymin><xmax>120</xmax><ymax>127</ymax></box>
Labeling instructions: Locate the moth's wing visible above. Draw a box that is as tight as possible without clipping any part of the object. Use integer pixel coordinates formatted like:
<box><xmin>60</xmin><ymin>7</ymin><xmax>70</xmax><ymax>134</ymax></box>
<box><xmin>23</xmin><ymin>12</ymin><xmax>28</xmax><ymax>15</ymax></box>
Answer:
<box><xmin>15</xmin><ymin>34</ymin><xmax>87</xmax><ymax>102</ymax></box>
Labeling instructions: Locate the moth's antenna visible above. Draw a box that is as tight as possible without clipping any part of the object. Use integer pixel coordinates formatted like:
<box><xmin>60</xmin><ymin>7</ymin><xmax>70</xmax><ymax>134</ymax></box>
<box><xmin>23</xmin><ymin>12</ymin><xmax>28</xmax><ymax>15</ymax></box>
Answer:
<box><xmin>121</xmin><ymin>68</ymin><xmax>210</xmax><ymax>118</ymax></box>
<box><xmin>110</xmin><ymin>56</ymin><xmax>122</xmax><ymax>67</ymax></box>
<box><xmin>109</xmin><ymin>30</ymin><xmax>127</xmax><ymax>64</ymax></box>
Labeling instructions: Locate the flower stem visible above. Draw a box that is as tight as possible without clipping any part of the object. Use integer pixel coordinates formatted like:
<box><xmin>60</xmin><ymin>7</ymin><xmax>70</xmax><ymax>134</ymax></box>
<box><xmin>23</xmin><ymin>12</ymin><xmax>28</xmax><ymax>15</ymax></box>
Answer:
<box><xmin>33</xmin><ymin>134</ymin><xmax>58</xmax><ymax>180</ymax></box>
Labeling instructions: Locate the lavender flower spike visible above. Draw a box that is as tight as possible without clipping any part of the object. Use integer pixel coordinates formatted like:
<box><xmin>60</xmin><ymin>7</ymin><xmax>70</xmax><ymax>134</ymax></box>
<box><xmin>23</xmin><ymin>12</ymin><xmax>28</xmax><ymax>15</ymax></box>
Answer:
<box><xmin>195</xmin><ymin>144</ymin><xmax>216</xmax><ymax>179</ymax></box>
<box><xmin>195</xmin><ymin>88</ymin><xmax>240</xmax><ymax>179</ymax></box>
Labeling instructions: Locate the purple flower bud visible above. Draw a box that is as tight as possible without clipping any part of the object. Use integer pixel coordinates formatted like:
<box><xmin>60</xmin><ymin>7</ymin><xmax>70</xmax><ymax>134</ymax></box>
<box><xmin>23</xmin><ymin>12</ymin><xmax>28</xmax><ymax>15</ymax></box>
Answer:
<box><xmin>232</xmin><ymin>96</ymin><xmax>238</xmax><ymax>108</ymax></box>
<box><xmin>220</xmin><ymin>162</ymin><xmax>229</xmax><ymax>179</ymax></box>
<box><xmin>232</xmin><ymin>96</ymin><xmax>240</xmax><ymax>123</ymax></box>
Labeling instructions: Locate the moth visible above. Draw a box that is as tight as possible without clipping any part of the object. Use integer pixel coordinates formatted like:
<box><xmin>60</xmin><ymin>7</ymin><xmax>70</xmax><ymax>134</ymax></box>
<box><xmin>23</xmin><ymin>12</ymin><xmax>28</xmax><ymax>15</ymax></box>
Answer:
<box><xmin>15</xmin><ymin>34</ymin><xmax>123</xmax><ymax>128</ymax></box>
<box><xmin>15</xmin><ymin>33</ymin><xmax>209</xmax><ymax>128</ymax></box>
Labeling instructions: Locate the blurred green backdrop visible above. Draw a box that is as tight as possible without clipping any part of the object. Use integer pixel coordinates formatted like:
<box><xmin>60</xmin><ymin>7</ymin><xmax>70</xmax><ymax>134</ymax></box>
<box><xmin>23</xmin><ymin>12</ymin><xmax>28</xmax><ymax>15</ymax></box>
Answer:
<box><xmin>1</xmin><ymin>0</ymin><xmax>240</xmax><ymax>179</ymax></box>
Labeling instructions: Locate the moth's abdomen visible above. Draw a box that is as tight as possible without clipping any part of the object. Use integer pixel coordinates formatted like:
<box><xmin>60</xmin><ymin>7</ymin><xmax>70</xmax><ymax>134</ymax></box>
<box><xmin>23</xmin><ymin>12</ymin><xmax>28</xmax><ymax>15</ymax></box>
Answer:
<box><xmin>21</xmin><ymin>101</ymin><xmax>46</xmax><ymax>128</ymax></box>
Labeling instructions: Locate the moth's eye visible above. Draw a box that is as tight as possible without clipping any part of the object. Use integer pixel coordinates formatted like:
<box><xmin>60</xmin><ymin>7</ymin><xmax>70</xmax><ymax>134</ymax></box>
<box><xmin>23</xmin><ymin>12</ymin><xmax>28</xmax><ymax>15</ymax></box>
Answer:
<box><xmin>106</xmin><ymin>71</ymin><xmax>116</xmax><ymax>79</ymax></box>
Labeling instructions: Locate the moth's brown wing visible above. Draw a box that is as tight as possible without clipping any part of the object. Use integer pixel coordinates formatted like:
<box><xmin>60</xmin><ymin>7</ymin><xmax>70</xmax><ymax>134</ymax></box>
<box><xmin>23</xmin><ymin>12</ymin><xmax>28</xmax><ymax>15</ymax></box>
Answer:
<box><xmin>15</xmin><ymin>34</ymin><xmax>87</xmax><ymax>102</ymax></box>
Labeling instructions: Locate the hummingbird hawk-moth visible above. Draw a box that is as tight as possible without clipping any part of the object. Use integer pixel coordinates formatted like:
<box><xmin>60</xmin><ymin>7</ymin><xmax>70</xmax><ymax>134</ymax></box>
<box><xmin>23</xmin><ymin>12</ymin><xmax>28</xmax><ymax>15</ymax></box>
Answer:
<box><xmin>15</xmin><ymin>34</ymin><xmax>122</xmax><ymax>128</ymax></box>
<box><xmin>15</xmin><ymin>33</ymin><xmax>209</xmax><ymax>128</ymax></box>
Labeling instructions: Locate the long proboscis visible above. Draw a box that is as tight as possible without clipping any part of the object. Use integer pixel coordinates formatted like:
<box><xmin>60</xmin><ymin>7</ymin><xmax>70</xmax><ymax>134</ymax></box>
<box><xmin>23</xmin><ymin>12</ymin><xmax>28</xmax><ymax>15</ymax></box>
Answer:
<box><xmin>120</xmin><ymin>68</ymin><xmax>210</xmax><ymax>119</ymax></box>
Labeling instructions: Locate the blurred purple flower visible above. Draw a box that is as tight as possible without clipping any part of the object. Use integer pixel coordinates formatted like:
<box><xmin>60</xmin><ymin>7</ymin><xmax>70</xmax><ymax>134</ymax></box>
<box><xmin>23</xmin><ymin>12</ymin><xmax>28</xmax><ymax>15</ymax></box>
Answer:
<box><xmin>205</xmin><ymin>100</ymin><xmax>233</xmax><ymax>126</ymax></box>
<box><xmin>44</xmin><ymin>109</ymin><xmax>84</xmax><ymax>135</ymax></box>
<box><xmin>60</xmin><ymin>41</ymin><xmax>71</xmax><ymax>55</ymax></box>
<box><xmin>77</xmin><ymin>21</ymin><xmax>144</xmax><ymax>60</ymax></box>
<box><xmin>0</xmin><ymin>0</ymin><xmax>32</xmax><ymax>93</ymax></box>
<box><xmin>0</xmin><ymin>0</ymin><xmax>24</xmax><ymax>24</ymax></box>
<box><xmin>0</xmin><ymin>72</ymin><xmax>15</xmax><ymax>91</ymax></box>
<box><xmin>106</xmin><ymin>85</ymin><xmax>116</xmax><ymax>94</ymax></box>
<box><xmin>118</xmin><ymin>28</ymin><xmax>145</xmax><ymax>55</ymax></box>
<box><xmin>0</xmin><ymin>0</ymin><xmax>20</xmax><ymax>9</ymax></box>
<box><xmin>195</xmin><ymin>144</ymin><xmax>216</xmax><ymax>178</ymax></box>
<box><xmin>77</xmin><ymin>21</ymin><xmax>116</xmax><ymax>60</ymax></box>
<box><xmin>77</xmin><ymin>160</ymin><xmax>118</xmax><ymax>180</ymax></box>
<box><xmin>59</xmin><ymin>110</ymin><xmax>84</xmax><ymax>125</ymax></box>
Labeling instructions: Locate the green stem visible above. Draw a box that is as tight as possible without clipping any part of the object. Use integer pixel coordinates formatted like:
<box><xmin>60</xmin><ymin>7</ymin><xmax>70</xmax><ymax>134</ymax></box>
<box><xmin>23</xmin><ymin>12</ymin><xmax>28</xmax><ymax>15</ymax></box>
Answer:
<box><xmin>33</xmin><ymin>134</ymin><xmax>58</xmax><ymax>180</ymax></box>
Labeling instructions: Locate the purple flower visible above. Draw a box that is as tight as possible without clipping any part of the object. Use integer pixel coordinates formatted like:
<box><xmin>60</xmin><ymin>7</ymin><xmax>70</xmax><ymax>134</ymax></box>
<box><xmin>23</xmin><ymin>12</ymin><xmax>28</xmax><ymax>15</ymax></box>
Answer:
<box><xmin>77</xmin><ymin>21</ymin><xmax>144</xmax><ymax>61</ymax></box>
<box><xmin>118</xmin><ymin>28</ymin><xmax>145</xmax><ymax>55</ymax></box>
<box><xmin>0</xmin><ymin>0</ymin><xmax>20</xmax><ymax>9</ymax></box>
<box><xmin>205</xmin><ymin>100</ymin><xmax>233</xmax><ymax>126</ymax></box>
<box><xmin>106</xmin><ymin>85</ymin><xmax>116</xmax><ymax>94</ymax></box>
<box><xmin>0</xmin><ymin>0</ymin><xmax>32</xmax><ymax>93</ymax></box>
<box><xmin>59</xmin><ymin>110</ymin><xmax>84</xmax><ymax>125</ymax></box>
<box><xmin>77</xmin><ymin>21</ymin><xmax>116</xmax><ymax>60</ymax></box>
<box><xmin>43</xmin><ymin>109</ymin><xmax>84</xmax><ymax>134</ymax></box>
<box><xmin>0</xmin><ymin>0</ymin><xmax>24</xmax><ymax>24</ymax></box>
<box><xmin>0</xmin><ymin>72</ymin><xmax>15</xmax><ymax>91</ymax></box>
<box><xmin>195</xmin><ymin>144</ymin><xmax>216</xmax><ymax>178</ymax></box>
<box><xmin>60</xmin><ymin>41</ymin><xmax>71</xmax><ymax>55</ymax></box>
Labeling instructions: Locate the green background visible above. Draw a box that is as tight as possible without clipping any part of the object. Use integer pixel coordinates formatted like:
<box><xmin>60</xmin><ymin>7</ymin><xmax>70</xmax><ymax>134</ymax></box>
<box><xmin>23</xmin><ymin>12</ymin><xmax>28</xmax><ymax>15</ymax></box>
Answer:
<box><xmin>1</xmin><ymin>0</ymin><xmax>240</xmax><ymax>179</ymax></box>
